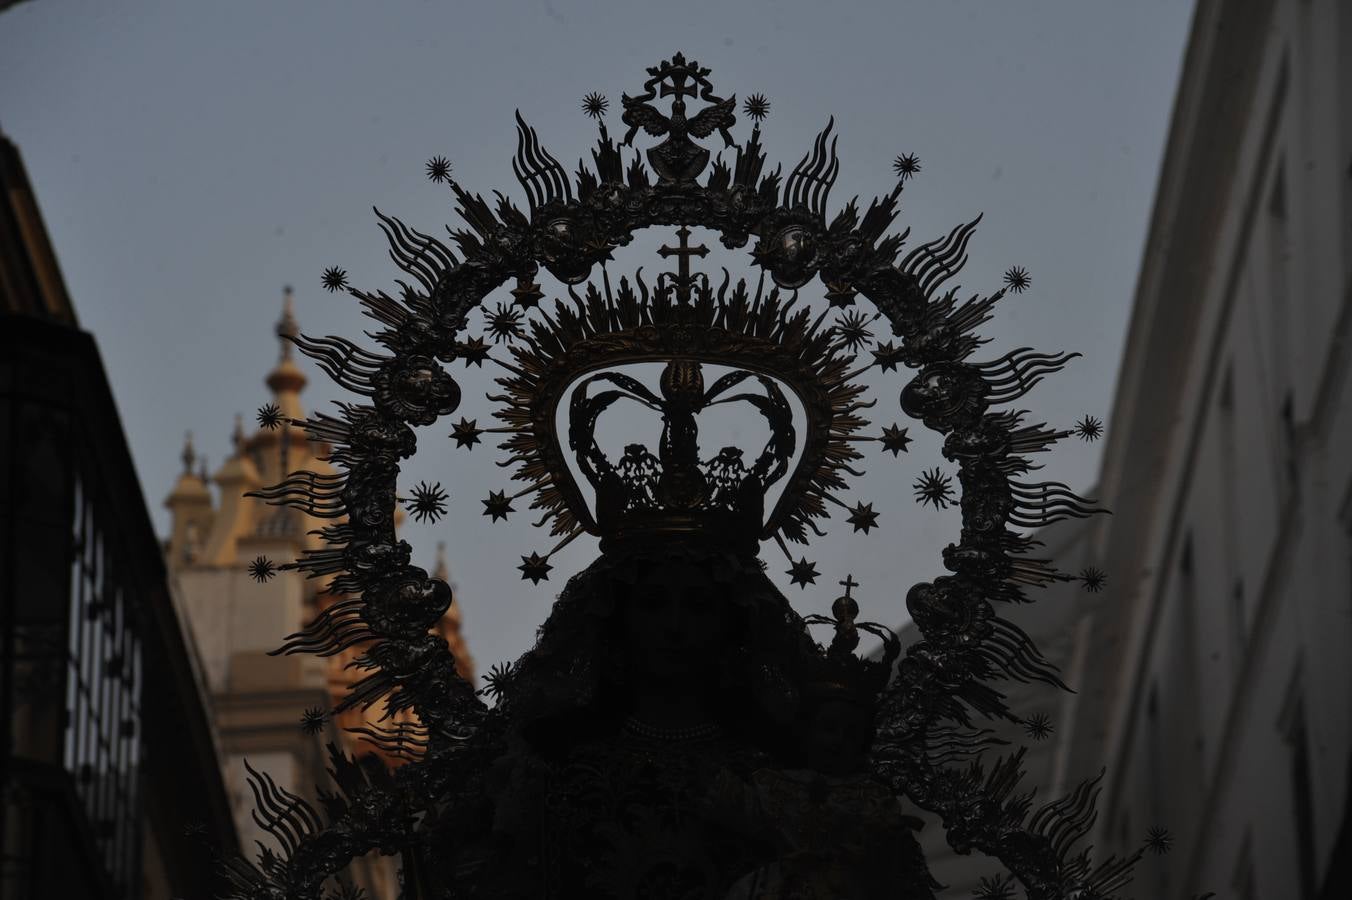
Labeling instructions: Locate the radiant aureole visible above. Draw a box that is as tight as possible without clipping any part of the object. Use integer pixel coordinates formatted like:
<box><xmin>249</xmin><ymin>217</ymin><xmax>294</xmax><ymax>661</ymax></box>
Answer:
<box><xmin>216</xmin><ymin>53</ymin><xmax>1181</xmax><ymax>900</ymax></box>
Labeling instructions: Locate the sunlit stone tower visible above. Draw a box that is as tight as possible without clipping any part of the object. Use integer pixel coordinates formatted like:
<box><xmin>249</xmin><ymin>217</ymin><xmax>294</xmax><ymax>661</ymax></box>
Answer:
<box><xmin>163</xmin><ymin>288</ymin><xmax>475</xmax><ymax>898</ymax></box>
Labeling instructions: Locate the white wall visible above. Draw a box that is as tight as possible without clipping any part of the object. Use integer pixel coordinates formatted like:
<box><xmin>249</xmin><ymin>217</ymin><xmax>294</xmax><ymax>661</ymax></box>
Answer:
<box><xmin>1088</xmin><ymin>1</ymin><xmax>1352</xmax><ymax>897</ymax></box>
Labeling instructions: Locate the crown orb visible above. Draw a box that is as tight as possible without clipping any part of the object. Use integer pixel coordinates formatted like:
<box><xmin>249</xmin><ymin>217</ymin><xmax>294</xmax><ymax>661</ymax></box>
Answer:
<box><xmin>831</xmin><ymin>592</ymin><xmax>860</xmax><ymax>624</ymax></box>
<box><xmin>659</xmin><ymin>358</ymin><xmax>705</xmax><ymax>405</ymax></box>
<box><xmin>373</xmin><ymin>355</ymin><xmax>462</xmax><ymax>426</ymax></box>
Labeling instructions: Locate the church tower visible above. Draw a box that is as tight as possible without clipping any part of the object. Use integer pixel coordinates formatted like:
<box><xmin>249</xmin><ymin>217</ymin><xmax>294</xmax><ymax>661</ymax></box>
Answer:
<box><xmin>163</xmin><ymin>287</ymin><xmax>474</xmax><ymax>898</ymax></box>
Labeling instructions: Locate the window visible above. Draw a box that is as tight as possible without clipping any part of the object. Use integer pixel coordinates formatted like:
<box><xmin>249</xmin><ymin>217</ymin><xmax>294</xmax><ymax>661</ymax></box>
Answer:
<box><xmin>63</xmin><ymin>475</ymin><xmax>143</xmax><ymax>893</ymax></box>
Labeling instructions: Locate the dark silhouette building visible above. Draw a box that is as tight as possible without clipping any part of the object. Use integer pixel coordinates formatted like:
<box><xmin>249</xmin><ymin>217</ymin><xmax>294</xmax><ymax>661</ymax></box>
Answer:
<box><xmin>1</xmin><ymin>129</ymin><xmax>237</xmax><ymax>898</ymax></box>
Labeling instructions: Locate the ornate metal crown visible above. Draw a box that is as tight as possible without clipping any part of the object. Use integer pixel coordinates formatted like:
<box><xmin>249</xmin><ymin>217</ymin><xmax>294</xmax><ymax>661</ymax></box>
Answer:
<box><xmin>494</xmin><ymin>255</ymin><xmax>869</xmax><ymax>558</ymax></box>
<box><xmin>802</xmin><ymin>575</ymin><xmax>903</xmax><ymax>706</ymax></box>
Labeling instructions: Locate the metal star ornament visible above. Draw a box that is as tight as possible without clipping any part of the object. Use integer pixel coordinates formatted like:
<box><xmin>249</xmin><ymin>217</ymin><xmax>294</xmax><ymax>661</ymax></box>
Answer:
<box><xmin>581</xmin><ymin>92</ymin><xmax>609</xmax><ymax>118</ymax></box>
<box><xmin>519</xmin><ymin>552</ymin><xmax>552</xmax><ymax>584</ymax></box>
<box><xmin>425</xmin><ymin>155</ymin><xmax>453</xmax><ymax>183</ymax></box>
<box><xmin>482</xmin><ymin>491</ymin><xmax>514</xmax><ymax>522</ymax></box>
<box><xmin>832</xmin><ymin>310</ymin><xmax>875</xmax><ymax>352</ymax></box>
<box><xmin>1074</xmin><ymin>414</ymin><xmax>1104</xmax><ymax>441</ymax></box>
<box><xmin>510</xmin><ymin>279</ymin><xmax>545</xmax><ymax>309</ymax></box>
<box><xmin>1145</xmin><ymin>826</ymin><xmax>1173</xmax><ymax>855</ymax></box>
<box><xmin>871</xmin><ymin>340</ymin><xmax>905</xmax><ymax>373</ymax></box>
<box><xmin>880</xmin><ymin>424</ymin><xmax>912</xmax><ymax>456</ymax></box>
<box><xmin>824</xmin><ymin>283</ymin><xmax>858</xmax><ymax>308</ymax></box>
<box><xmin>913</xmin><ymin>468</ymin><xmax>955</xmax><ymax>509</ymax></box>
<box><xmin>892</xmin><ymin>153</ymin><xmax>921</xmax><ymax>181</ymax></box>
<box><xmin>321</xmin><ymin>266</ymin><xmax>348</xmax><ymax>293</ymax></box>
<box><xmin>847</xmin><ymin>502</ymin><xmax>880</xmax><ymax>534</ymax></box>
<box><xmin>300</xmin><ymin>707</ymin><xmax>328</xmax><ymax>735</ymax></box>
<box><xmin>742</xmin><ymin>93</ymin><xmax>770</xmax><ymax>121</ymax></box>
<box><xmin>478</xmin><ymin>661</ymin><xmax>515</xmax><ymax>700</ymax></box>
<box><xmin>1023</xmin><ymin>712</ymin><xmax>1053</xmax><ymax>741</ymax></box>
<box><xmin>248</xmin><ymin>556</ymin><xmax>277</xmax><ymax>583</ymax></box>
<box><xmin>404</xmin><ymin>481</ymin><xmax>449</xmax><ymax>523</ymax></box>
<box><xmin>451</xmin><ymin>418</ymin><xmax>484</xmax><ymax>449</ymax></box>
<box><xmin>786</xmin><ymin>557</ymin><xmax>820</xmax><ymax>589</ymax></box>
<box><xmin>1003</xmin><ymin>265</ymin><xmax>1032</xmax><ymax>293</ymax></box>
<box><xmin>256</xmin><ymin>402</ymin><xmax>284</xmax><ymax>430</ymax></box>
<box><xmin>455</xmin><ymin>336</ymin><xmax>490</xmax><ymax>367</ymax></box>
<box><xmin>485</xmin><ymin>302</ymin><xmax>525</xmax><ymax>344</ymax></box>
<box><xmin>1079</xmin><ymin>566</ymin><xmax>1107</xmax><ymax>593</ymax></box>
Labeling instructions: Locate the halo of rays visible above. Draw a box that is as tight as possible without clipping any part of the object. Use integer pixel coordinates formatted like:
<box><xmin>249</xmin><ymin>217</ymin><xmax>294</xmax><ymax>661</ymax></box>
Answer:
<box><xmin>223</xmin><ymin>52</ymin><xmax>1145</xmax><ymax>900</ymax></box>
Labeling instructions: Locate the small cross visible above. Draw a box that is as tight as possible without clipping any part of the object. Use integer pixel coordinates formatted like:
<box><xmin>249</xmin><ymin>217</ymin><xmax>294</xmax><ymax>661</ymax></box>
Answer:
<box><xmin>657</xmin><ymin>226</ymin><xmax>709</xmax><ymax>304</ymax></box>
<box><xmin>839</xmin><ymin>574</ymin><xmax>858</xmax><ymax>597</ymax></box>
<box><xmin>659</xmin><ymin>73</ymin><xmax>698</xmax><ymax>101</ymax></box>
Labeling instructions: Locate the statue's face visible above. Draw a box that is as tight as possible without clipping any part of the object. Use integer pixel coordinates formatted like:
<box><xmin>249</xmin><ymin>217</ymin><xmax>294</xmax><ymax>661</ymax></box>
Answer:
<box><xmin>621</xmin><ymin>561</ymin><xmax>732</xmax><ymax>686</ymax></box>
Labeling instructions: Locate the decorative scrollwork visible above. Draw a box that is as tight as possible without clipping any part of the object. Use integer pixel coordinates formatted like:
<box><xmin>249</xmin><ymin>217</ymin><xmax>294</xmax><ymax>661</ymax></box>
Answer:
<box><xmin>212</xmin><ymin>53</ymin><xmax>1171</xmax><ymax>900</ymax></box>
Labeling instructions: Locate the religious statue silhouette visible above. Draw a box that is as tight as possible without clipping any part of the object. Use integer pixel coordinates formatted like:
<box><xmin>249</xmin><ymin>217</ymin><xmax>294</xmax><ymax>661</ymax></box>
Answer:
<box><xmin>217</xmin><ymin>53</ymin><xmax>1201</xmax><ymax>900</ymax></box>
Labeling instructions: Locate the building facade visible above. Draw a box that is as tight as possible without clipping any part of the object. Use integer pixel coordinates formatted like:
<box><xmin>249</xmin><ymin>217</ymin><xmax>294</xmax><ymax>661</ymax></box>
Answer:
<box><xmin>1</xmin><ymin>129</ymin><xmax>238</xmax><ymax>899</ymax></box>
<box><xmin>898</xmin><ymin>3</ymin><xmax>1352</xmax><ymax>897</ymax></box>
<box><xmin>162</xmin><ymin>290</ymin><xmax>475</xmax><ymax>897</ymax></box>
<box><xmin>1055</xmin><ymin>0</ymin><xmax>1352</xmax><ymax>897</ymax></box>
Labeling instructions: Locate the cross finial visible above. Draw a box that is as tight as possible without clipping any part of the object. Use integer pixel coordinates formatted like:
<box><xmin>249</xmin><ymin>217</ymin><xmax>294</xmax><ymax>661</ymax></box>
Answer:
<box><xmin>657</xmin><ymin>227</ymin><xmax>709</xmax><ymax>304</ymax></box>
<box><xmin>181</xmin><ymin>430</ymin><xmax>196</xmax><ymax>474</ymax></box>
<box><xmin>659</xmin><ymin>55</ymin><xmax>699</xmax><ymax>101</ymax></box>
<box><xmin>277</xmin><ymin>286</ymin><xmax>298</xmax><ymax>360</ymax></box>
<box><xmin>839</xmin><ymin>574</ymin><xmax>858</xmax><ymax>597</ymax></box>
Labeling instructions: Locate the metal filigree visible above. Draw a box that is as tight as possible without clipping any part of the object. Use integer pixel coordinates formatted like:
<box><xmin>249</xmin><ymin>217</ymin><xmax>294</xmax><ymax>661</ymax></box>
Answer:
<box><xmin>208</xmin><ymin>53</ymin><xmax>1181</xmax><ymax>900</ymax></box>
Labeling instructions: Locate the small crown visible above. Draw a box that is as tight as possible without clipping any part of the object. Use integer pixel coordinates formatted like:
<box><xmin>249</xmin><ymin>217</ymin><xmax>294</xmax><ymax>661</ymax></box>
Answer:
<box><xmin>575</xmin><ymin>358</ymin><xmax>790</xmax><ymax>554</ymax></box>
<box><xmin>801</xmin><ymin>576</ymin><xmax>901</xmax><ymax>705</ymax></box>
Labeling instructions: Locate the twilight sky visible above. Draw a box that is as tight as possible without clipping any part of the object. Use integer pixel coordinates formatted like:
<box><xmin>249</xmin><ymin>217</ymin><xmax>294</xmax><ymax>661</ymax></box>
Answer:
<box><xmin>0</xmin><ymin>0</ymin><xmax>1193</xmax><ymax>677</ymax></box>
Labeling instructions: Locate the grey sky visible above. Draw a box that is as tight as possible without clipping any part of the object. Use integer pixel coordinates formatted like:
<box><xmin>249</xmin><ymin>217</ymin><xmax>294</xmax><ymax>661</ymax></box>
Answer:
<box><xmin>0</xmin><ymin>0</ymin><xmax>1193</xmax><ymax>676</ymax></box>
